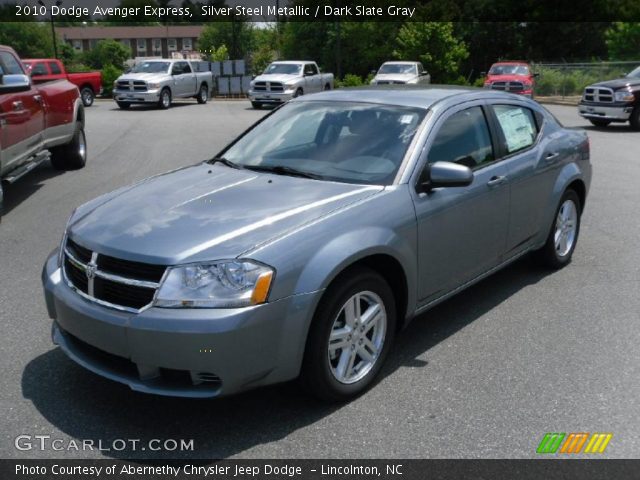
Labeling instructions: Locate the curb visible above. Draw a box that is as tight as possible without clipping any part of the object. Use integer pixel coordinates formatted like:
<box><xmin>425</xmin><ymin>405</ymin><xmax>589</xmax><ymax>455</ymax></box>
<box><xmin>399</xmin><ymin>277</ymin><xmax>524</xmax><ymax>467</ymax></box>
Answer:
<box><xmin>536</xmin><ymin>97</ymin><xmax>580</xmax><ymax>107</ymax></box>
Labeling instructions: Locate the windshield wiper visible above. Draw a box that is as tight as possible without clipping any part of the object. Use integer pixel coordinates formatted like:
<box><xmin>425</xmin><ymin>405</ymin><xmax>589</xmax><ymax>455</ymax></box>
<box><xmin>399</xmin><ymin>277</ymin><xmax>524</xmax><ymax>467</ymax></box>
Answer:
<box><xmin>243</xmin><ymin>165</ymin><xmax>323</xmax><ymax>180</ymax></box>
<box><xmin>207</xmin><ymin>157</ymin><xmax>243</xmax><ymax>169</ymax></box>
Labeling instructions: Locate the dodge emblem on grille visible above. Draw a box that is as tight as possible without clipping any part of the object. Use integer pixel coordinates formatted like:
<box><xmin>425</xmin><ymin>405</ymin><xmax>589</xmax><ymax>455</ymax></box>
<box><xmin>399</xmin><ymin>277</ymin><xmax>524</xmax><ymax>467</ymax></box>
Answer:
<box><xmin>85</xmin><ymin>261</ymin><xmax>97</xmax><ymax>280</ymax></box>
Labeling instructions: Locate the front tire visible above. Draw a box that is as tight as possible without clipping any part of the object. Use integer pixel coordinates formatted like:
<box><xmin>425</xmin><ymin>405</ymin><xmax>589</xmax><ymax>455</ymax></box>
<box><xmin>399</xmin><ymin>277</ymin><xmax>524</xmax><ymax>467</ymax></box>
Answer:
<box><xmin>80</xmin><ymin>87</ymin><xmax>94</xmax><ymax>107</ymax></box>
<box><xmin>197</xmin><ymin>84</ymin><xmax>208</xmax><ymax>104</ymax></box>
<box><xmin>251</xmin><ymin>101</ymin><xmax>262</xmax><ymax>109</ymax></box>
<box><xmin>589</xmin><ymin>118</ymin><xmax>611</xmax><ymax>128</ymax></box>
<box><xmin>116</xmin><ymin>101</ymin><xmax>130</xmax><ymax>109</ymax></box>
<box><xmin>293</xmin><ymin>88</ymin><xmax>303</xmax><ymax>98</ymax></box>
<box><xmin>159</xmin><ymin>88</ymin><xmax>171</xmax><ymax>109</ymax></box>
<box><xmin>535</xmin><ymin>189</ymin><xmax>581</xmax><ymax>269</ymax></box>
<box><xmin>630</xmin><ymin>107</ymin><xmax>640</xmax><ymax>131</ymax></box>
<box><xmin>300</xmin><ymin>267</ymin><xmax>396</xmax><ymax>402</ymax></box>
<box><xmin>50</xmin><ymin>121</ymin><xmax>87</xmax><ymax>171</ymax></box>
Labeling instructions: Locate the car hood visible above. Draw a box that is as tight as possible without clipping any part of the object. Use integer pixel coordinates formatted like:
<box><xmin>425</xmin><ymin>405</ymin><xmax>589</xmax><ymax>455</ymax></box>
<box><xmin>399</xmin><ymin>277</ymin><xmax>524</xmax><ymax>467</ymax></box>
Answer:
<box><xmin>117</xmin><ymin>72</ymin><xmax>169</xmax><ymax>82</ymax></box>
<box><xmin>254</xmin><ymin>73</ymin><xmax>300</xmax><ymax>84</ymax></box>
<box><xmin>486</xmin><ymin>74</ymin><xmax>532</xmax><ymax>83</ymax></box>
<box><xmin>68</xmin><ymin>164</ymin><xmax>382</xmax><ymax>265</ymax></box>
<box><xmin>591</xmin><ymin>77</ymin><xmax>640</xmax><ymax>90</ymax></box>
<box><xmin>373</xmin><ymin>73</ymin><xmax>418</xmax><ymax>83</ymax></box>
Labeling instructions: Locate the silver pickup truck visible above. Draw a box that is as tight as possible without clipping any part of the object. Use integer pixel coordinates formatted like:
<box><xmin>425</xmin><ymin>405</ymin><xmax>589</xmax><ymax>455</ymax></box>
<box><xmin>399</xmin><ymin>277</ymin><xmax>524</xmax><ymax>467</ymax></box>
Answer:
<box><xmin>113</xmin><ymin>59</ymin><xmax>213</xmax><ymax>110</ymax></box>
<box><xmin>370</xmin><ymin>61</ymin><xmax>431</xmax><ymax>85</ymax></box>
<box><xmin>247</xmin><ymin>61</ymin><xmax>334</xmax><ymax>109</ymax></box>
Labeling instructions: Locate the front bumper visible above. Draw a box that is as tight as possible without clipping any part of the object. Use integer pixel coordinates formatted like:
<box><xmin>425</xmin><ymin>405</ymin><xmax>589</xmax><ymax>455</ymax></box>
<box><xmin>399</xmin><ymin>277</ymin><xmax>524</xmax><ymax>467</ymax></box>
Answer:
<box><xmin>113</xmin><ymin>89</ymin><xmax>161</xmax><ymax>104</ymax></box>
<box><xmin>42</xmin><ymin>251</ymin><xmax>321</xmax><ymax>398</ymax></box>
<box><xmin>247</xmin><ymin>89</ymin><xmax>294</xmax><ymax>104</ymax></box>
<box><xmin>578</xmin><ymin>102</ymin><xmax>633</xmax><ymax>122</ymax></box>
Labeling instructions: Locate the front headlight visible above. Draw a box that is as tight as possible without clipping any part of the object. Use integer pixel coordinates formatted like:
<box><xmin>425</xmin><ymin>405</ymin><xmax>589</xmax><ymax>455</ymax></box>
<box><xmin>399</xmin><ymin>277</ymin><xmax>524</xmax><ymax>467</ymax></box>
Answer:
<box><xmin>407</xmin><ymin>78</ymin><xmax>419</xmax><ymax>84</ymax></box>
<box><xmin>614</xmin><ymin>90</ymin><xmax>634</xmax><ymax>102</ymax></box>
<box><xmin>148</xmin><ymin>82</ymin><xmax>161</xmax><ymax>90</ymax></box>
<box><xmin>155</xmin><ymin>260</ymin><xmax>275</xmax><ymax>308</ymax></box>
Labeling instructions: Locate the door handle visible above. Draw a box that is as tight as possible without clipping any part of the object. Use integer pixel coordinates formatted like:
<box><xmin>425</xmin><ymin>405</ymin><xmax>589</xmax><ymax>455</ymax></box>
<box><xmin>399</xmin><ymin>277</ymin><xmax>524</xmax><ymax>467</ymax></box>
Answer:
<box><xmin>487</xmin><ymin>175</ymin><xmax>507</xmax><ymax>187</ymax></box>
<box><xmin>12</xmin><ymin>100</ymin><xmax>24</xmax><ymax>111</ymax></box>
<box><xmin>544</xmin><ymin>152</ymin><xmax>560</xmax><ymax>164</ymax></box>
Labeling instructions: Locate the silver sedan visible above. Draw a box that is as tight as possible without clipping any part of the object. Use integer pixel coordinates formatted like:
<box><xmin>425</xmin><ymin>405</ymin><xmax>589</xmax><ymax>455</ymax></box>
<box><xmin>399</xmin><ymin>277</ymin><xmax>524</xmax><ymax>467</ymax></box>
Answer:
<box><xmin>42</xmin><ymin>87</ymin><xmax>591</xmax><ymax>401</ymax></box>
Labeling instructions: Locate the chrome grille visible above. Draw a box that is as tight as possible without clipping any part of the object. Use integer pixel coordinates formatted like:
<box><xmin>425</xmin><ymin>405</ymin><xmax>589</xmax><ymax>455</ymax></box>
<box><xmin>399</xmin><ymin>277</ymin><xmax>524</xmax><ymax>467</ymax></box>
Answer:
<box><xmin>63</xmin><ymin>238</ymin><xmax>165</xmax><ymax>313</ymax></box>
<box><xmin>490</xmin><ymin>81</ymin><xmax>524</xmax><ymax>92</ymax></box>
<box><xmin>115</xmin><ymin>80</ymin><xmax>148</xmax><ymax>92</ymax></box>
<box><xmin>253</xmin><ymin>81</ymin><xmax>283</xmax><ymax>92</ymax></box>
<box><xmin>583</xmin><ymin>87</ymin><xmax>614</xmax><ymax>103</ymax></box>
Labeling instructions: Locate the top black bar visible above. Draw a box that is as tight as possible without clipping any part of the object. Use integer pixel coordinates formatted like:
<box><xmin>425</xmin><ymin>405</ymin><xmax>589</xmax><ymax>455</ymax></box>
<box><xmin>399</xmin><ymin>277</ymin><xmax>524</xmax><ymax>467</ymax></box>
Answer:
<box><xmin>1</xmin><ymin>0</ymin><xmax>640</xmax><ymax>22</ymax></box>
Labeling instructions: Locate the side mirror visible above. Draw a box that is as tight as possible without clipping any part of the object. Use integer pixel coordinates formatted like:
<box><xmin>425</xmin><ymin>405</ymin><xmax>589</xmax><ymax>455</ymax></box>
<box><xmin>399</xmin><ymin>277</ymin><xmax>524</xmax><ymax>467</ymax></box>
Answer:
<box><xmin>0</xmin><ymin>74</ymin><xmax>31</xmax><ymax>93</ymax></box>
<box><xmin>418</xmin><ymin>161</ymin><xmax>473</xmax><ymax>193</ymax></box>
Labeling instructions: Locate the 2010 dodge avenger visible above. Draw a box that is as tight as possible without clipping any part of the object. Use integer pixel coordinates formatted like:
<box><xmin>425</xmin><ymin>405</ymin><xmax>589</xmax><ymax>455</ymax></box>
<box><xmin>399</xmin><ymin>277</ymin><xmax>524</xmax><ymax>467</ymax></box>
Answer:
<box><xmin>42</xmin><ymin>87</ymin><xmax>591</xmax><ymax>401</ymax></box>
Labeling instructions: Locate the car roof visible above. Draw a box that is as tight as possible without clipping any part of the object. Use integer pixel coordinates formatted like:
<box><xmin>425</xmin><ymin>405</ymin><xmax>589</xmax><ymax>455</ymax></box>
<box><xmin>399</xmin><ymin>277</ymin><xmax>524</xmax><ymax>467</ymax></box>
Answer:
<box><xmin>292</xmin><ymin>85</ymin><xmax>522</xmax><ymax>109</ymax></box>
<box><xmin>382</xmin><ymin>61</ymin><xmax>418</xmax><ymax>64</ymax></box>
<box><xmin>271</xmin><ymin>60</ymin><xmax>311</xmax><ymax>64</ymax></box>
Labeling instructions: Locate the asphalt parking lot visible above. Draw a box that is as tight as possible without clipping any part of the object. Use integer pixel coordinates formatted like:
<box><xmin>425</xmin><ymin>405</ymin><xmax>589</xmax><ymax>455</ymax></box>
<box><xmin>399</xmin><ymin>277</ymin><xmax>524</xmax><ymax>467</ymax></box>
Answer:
<box><xmin>1</xmin><ymin>99</ymin><xmax>639</xmax><ymax>459</ymax></box>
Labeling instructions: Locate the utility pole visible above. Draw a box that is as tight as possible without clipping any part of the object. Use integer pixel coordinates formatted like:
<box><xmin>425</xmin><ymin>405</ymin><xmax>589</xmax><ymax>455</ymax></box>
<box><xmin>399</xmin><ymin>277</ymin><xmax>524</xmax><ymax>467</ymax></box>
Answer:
<box><xmin>38</xmin><ymin>0</ymin><xmax>62</xmax><ymax>59</ymax></box>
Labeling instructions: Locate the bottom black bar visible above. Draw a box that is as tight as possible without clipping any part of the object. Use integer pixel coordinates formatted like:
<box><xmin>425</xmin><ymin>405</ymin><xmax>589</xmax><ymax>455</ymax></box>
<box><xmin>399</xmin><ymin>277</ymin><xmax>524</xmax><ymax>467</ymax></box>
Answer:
<box><xmin>1</xmin><ymin>459</ymin><xmax>636</xmax><ymax>480</ymax></box>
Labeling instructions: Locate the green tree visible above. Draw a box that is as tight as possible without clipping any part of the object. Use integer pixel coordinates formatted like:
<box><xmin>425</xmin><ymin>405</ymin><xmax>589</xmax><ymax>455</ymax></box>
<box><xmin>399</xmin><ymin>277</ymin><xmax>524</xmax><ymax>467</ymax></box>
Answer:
<box><xmin>0</xmin><ymin>22</ymin><xmax>54</xmax><ymax>58</ymax></box>
<box><xmin>198</xmin><ymin>15</ymin><xmax>254</xmax><ymax>59</ymax></box>
<box><xmin>393</xmin><ymin>22</ymin><xmax>468</xmax><ymax>83</ymax></box>
<box><xmin>606</xmin><ymin>22</ymin><xmax>640</xmax><ymax>60</ymax></box>
<box><xmin>83</xmin><ymin>39</ymin><xmax>131</xmax><ymax>69</ymax></box>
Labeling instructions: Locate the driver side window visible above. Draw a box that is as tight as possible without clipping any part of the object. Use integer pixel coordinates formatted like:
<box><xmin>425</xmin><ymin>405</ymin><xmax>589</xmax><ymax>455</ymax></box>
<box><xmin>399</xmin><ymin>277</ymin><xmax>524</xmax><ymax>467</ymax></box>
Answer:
<box><xmin>427</xmin><ymin>106</ymin><xmax>494</xmax><ymax>169</ymax></box>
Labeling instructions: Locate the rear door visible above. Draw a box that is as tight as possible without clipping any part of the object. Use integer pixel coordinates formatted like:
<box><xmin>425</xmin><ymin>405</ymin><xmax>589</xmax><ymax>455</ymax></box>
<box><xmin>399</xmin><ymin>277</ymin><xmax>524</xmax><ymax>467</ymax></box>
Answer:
<box><xmin>412</xmin><ymin>102</ymin><xmax>511</xmax><ymax>304</ymax></box>
<box><xmin>0</xmin><ymin>51</ymin><xmax>42</xmax><ymax>173</ymax></box>
<box><xmin>486</xmin><ymin>102</ymin><xmax>557</xmax><ymax>257</ymax></box>
<box><xmin>304</xmin><ymin>63</ymin><xmax>321</xmax><ymax>92</ymax></box>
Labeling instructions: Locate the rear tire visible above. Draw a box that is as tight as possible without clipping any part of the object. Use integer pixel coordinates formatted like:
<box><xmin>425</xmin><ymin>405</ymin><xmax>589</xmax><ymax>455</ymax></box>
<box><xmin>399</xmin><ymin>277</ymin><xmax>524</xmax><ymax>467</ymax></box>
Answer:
<box><xmin>324</xmin><ymin>84</ymin><xmax>331</xmax><ymax>91</ymax></box>
<box><xmin>535</xmin><ymin>189</ymin><xmax>581</xmax><ymax>269</ymax></box>
<box><xmin>630</xmin><ymin>107</ymin><xmax>640</xmax><ymax>131</ymax></box>
<box><xmin>197</xmin><ymin>84</ymin><xmax>208</xmax><ymax>104</ymax></box>
<box><xmin>80</xmin><ymin>87</ymin><xmax>94</xmax><ymax>107</ymax></box>
<box><xmin>251</xmin><ymin>101</ymin><xmax>262</xmax><ymax>109</ymax></box>
<box><xmin>589</xmin><ymin>118</ymin><xmax>611</xmax><ymax>128</ymax></box>
<box><xmin>158</xmin><ymin>88</ymin><xmax>171</xmax><ymax>109</ymax></box>
<box><xmin>116</xmin><ymin>101</ymin><xmax>130</xmax><ymax>109</ymax></box>
<box><xmin>300</xmin><ymin>267</ymin><xmax>396</xmax><ymax>402</ymax></box>
<box><xmin>50</xmin><ymin>121</ymin><xmax>87</xmax><ymax>171</ymax></box>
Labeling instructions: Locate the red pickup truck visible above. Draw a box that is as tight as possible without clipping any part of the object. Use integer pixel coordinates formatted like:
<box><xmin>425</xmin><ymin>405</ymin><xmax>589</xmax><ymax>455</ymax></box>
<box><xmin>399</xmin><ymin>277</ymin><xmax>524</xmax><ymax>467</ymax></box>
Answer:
<box><xmin>1</xmin><ymin>46</ymin><xmax>86</xmax><ymax>221</ymax></box>
<box><xmin>23</xmin><ymin>58</ymin><xmax>102</xmax><ymax>107</ymax></box>
<box><xmin>483</xmin><ymin>61</ymin><xmax>538</xmax><ymax>98</ymax></box>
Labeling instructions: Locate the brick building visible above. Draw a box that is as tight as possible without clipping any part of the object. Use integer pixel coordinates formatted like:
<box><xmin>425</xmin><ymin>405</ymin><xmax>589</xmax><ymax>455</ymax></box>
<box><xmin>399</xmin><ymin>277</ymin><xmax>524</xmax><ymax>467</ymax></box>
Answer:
<box><xmin>56</xmin><ymin>25</ymin><xmax>205</xmax><ymax>59</ymax></box>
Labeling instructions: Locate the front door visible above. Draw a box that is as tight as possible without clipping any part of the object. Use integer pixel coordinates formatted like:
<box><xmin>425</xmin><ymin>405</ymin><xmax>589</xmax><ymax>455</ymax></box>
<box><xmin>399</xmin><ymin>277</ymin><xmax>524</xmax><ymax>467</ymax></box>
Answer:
<box><xmin>412</xmin><ymin>104</ymin><xmax>511</xmax><ymax>305</ymax></box>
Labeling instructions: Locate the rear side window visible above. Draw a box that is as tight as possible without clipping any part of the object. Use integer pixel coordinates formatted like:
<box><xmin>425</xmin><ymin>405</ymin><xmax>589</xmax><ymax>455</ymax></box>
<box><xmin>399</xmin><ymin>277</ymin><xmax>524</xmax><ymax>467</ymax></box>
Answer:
<box><xmin>427</xmin><ymin>106</ymin><xmax>494</xmax><ymax>169</ymax></box>
<box><xmin>48</xmin><ymin>61</ymin><xmax>62</xmax><ymax>74</ymax></box>
<box><xmin>31</xmin><ymin>62</ymin><xmax>48</xmax><ymax>76</ymax></box>
<box><xmin>0</xmin><ymin>52</ymin><xmax>25</xmax><ymax>75</ymax></box>
<box><xmin>492</xmin><ymin>105</ymin><xmax>538</xmax><ymax>154</ymax></box>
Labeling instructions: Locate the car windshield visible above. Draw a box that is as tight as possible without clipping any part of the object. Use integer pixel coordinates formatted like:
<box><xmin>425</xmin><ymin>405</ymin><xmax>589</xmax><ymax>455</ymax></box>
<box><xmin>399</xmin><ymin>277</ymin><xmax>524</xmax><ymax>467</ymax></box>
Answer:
<box><xmin>627</xmin><ymin>66</ymin><xmax>640</xmax><ymax>78</ymax></box>
<box><xmin>264</xmin><ymin>63</ymin><xmax>301</xmax><ymax>75</ymax></box>
<box><xmin>131</xmin><ymin>62</ymin><xmax>170</xmax><ymax>73</ymax></box>
<box><xmin>489</xmin><ymin>65</ymin><xmax>530</xmax><ymax>75</ymax></box>
<box><xmin>219</xmin><ymin>101</ymin><xmax>426</xmax><ymax>185</ymax></box>
<box><xmin>379</xmin><ymin>64</ymin><xmax>417</xmax><ymax>74</ymax></box>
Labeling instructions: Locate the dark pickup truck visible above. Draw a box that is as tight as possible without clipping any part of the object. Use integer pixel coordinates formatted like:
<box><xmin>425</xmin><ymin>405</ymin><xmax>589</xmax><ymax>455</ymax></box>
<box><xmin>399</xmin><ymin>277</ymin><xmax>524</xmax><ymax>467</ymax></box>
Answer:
<box><xmin>578</xmin><ymin>66</ymin><xmax>640</xmax><ymax>130</ymax></box>
<box><xmin>1</xmin><ymin>46</ymin><xmax>87</xmax><ymax>221</ymax></box>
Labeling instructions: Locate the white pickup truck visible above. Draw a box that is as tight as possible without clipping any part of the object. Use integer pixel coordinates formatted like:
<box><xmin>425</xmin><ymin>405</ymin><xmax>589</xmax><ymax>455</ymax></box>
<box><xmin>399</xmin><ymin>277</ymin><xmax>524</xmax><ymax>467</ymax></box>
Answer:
<box><xmin>247</xmin><ymin>61</ymin><xmax>334</xmax><ymax>109</ymax></box>
<box><xmin>113</xmin><ymin>59</ymin><xmax>213</xmax><ymax>110</ymax></box>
